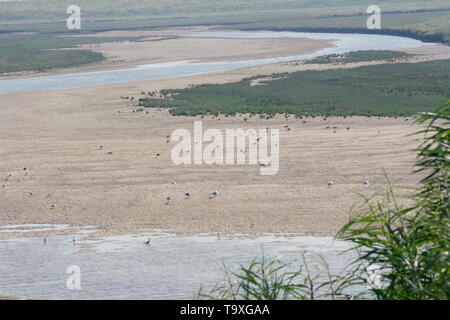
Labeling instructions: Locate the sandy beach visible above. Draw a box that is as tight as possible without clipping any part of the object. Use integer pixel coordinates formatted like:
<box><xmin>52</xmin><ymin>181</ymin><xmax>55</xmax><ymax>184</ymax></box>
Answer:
<box><xmin>1</xmin><ymin>29</ymin><xmax>447</xmax><ymax>240</ymax></box>
<box><xmin>0</xmin><ymin>74</ymin><xmax>422</xmax><ymax>240</ymax></box>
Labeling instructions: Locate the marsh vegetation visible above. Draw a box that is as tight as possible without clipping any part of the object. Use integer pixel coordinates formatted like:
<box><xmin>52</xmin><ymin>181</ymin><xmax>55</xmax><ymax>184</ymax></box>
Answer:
<box><xmin>139</xmin><ymin>59</ymin><xmax>450</xmax><ymax>117</ymax></box>
<box><xmin>1</xmin><ymin>0</ymin><xmax>449</xmax><ymax>73</ymax></box>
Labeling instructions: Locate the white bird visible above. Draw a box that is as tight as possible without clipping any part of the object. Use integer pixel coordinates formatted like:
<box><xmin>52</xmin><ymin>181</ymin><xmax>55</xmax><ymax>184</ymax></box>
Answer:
<box><xmin>363</xmin><ymin>181</ymin><xmax>370</xmax><ymax>186</ymax></box>
<box><xmin>327</xmin><ymin>181</ymin><xmax>334</xmax><ymax>187</ymax></box>
<box><xmin>165</xmin><ymin>196</ymin><xmax>173</xmax><ymax>204</ymax></box>
<box><xmin>184</xmin><ymin>192</ymin><xmax>192</xmax><ymax>199</ymax></box>
<box><xmin>28</xmin><ymin>192</ymin><xmax>34</xmax><ymax>196</ymax></box>
<box><xmin>50</xmin><ymin>204</ymin><xmax>57</xmax><ymax>209</ymax></box>
<box><xmin>1</xmin><ymin>184</ymin><xmax>5</xmax><ymax>189</ymax></box>
<box><xmin>145</xmin><ymin>239</ymin><xmax>151</xmax><ymax>246</ymax></box>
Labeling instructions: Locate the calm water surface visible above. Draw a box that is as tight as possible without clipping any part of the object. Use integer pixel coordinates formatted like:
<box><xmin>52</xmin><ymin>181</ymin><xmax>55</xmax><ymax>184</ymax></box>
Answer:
<box><xmin>0</xmin><ymin>226</ymin><xmax>355</xmax><ymax>299</ymax></box>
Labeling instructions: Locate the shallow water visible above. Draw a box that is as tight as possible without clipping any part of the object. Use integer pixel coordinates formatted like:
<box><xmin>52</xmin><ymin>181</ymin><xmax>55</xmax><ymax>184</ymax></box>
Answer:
<box><xmin>0</xmin><ymin>31</ymin><xmax>433</xmax><ymax>94</ymax></box>
<box><xmin>0</xmin><ymin>226</ymin><xmax>355</xmax><ymax>299</ymax></box>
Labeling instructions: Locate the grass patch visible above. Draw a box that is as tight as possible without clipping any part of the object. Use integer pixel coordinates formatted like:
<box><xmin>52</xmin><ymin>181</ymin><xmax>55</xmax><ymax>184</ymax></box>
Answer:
<box><xmin>139</xmin><ymin>59</ymin><xmax>450</xmax><ymax>117</ymax></box>
<box><xmin>1</xmin><ymin>1</ymin><xmax>449</xmax><ymax>43</ymax></box>
<box><xmin>0</xmin><ymin>33</ymin><xmax>131</xmax><ymax>73</ymax></box>
<box><xmin>1</xmin><ymin>1</ymin><xmax>449</xmax><ymax>73</ymax></box>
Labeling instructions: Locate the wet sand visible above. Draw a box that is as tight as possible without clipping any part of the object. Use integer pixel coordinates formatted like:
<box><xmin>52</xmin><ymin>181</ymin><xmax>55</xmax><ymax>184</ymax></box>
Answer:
<box><xmin>1</xmin><ymin>30</ymin><xmax>444</xmax><ymax>239</ymax></box>
<box><xmin>0</xmin><ymin>70</ymin><xmax>422</xmax><ymax>239</ymax></box>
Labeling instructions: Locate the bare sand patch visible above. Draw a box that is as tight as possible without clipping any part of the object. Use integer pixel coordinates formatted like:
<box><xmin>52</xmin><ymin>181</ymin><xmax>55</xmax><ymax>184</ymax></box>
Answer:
<box><xmin>2</xmin><ymin>29</ymin><xmax>444</xmax><ymax>239</ymax></box>
<box><xmin>0</xmin><ymin>63</ymin><xmax>423</xmax><ymax>239</ymax></box>
<box><xmin>79</xmin><ymin>37</ymin><xmax>334</xmax><ymax>65</ymax></box>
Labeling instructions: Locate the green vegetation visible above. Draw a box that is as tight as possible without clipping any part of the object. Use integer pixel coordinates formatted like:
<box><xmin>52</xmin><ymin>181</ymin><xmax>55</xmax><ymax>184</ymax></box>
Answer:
<box><xmin>305</xmin><ymin>50</ymin><xmax>414</xmax><ymax>65</ymax></box>
<box><xmin>139</xmin><ymin>59</ymin><xmax>450</xmax><ymax>117</ymax></box>
<box><xmin>1</xmin><ymin>1</ymin><xmax>449</xmax><ymax>73</ymax></box>
<box><xmin>198</xmin><ymin>255</ymin><xmax>356</xmax><ymax>300</ymax></box>
<box><xmin>0</xmin><ymin>33</ymin><xmax>132</xmax><ymax>73</ymax></box>
<box><xmin>200</xmin><ymin>102</ymin><xmax>450</xmax><ymax>300</ymax></box>
<box><xmin>1</xmin><ymin>0</ymin><xmax>449</xmax><ymax>43</ymax></box>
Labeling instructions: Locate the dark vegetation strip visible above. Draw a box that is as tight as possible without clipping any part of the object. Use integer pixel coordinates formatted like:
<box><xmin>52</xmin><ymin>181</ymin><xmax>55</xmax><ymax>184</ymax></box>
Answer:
<box><xmin>0</xmin><ymin>33</ymin><xmax>133</xmax><ymax>73</ymax></box>
<box><xmin>139</xmin><ymin>59</ymin><xmax>450</xmax><ymax>117</ymax></box>
<box><xmin>304</xmin><ymin>50</ymin><xmax>414</xmax><ymax>65</ymax></box>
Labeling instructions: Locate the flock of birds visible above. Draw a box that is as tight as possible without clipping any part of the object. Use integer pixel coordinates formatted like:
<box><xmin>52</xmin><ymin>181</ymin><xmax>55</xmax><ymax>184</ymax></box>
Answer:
<box><xmin>164</xmin><ymin>190</ymin><xmax>219</xmax><ymax>205</ymax></box>
<box><xmin>3</xmin><ymin>122</ymin><xmax>374</xmax><ymax>247</ymax></box>
<box><xmin>1</xmin><ymin>168</ymin><xmax>60</xmax><ymax>210</ymax></box>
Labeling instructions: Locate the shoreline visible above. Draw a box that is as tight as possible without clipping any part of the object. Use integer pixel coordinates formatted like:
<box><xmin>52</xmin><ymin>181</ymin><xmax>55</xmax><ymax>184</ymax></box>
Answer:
<box><xmin>3</xmin><ymin>28</ymin><xmax>450</xmax><ymax>84</ymax></box>
<box><xmin>0</xmin><ymin>28</ymin><xmax>335</xmax><ymax>80</ymax></box>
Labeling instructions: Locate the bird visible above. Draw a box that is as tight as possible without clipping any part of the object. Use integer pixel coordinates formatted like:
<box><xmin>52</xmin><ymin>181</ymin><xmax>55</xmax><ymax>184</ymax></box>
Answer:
<box><xmin>165</xmin><ymin>196</ymin><xmax>173</xmax><ymax>204</ymax></box>
<box><xmin>363</xmin><ymin>181</ymin><xmax>370</xmax><ymax>186</ymax></box>
<box><xmin>50</xmin><ymin>204</ymin><xmax>56</xmax><ymax>209</ymax></box>
<box><xmin>1</xmin><ymin>184</ymin><xmax>5</xmax><ymax>189</ymax></box>
<box><xmin>171</xmin><ymin>181</ymin><xmax>177</xmax><ymax>185</ymax></box>
<box><xmin>43</xmin><ymin>238</ymin><xmax>47</xmax><ymax>244</ymax></box>
<box><xmin>217</xmin><ymin>232</ymin><xmax>221</xmax><ymax>240</ymax></box>
<box><xmin>72</xmin><ymin>237</ymin><xmax>76</xmax><ymax>244</ymax></box>
<box><xmin>145</xmin><ymin>239</ymin><xmax>151</xmax><ymax>246</ymax></box>
<box><xmin>28</xmin><ymin>192</ymin><xmax>34</xmax><ymax>197</ymax></box>
<box><xmin>211</xmin><ymin>191</ymin><xmax>219</xmax><ymax>198</ymax></box>
<box><xmin>184</xmin><ymin>192</ymin><xmax>192</xmax><ymax>199</ymax></box>
<box><xmin>327</xmin><ymin>181</ymin><xmax>334</xmax><ymax>187</ymax></box>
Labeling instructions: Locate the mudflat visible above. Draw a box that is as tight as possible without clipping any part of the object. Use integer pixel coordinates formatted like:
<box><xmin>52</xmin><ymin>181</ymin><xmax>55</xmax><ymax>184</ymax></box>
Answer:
<box><xmin>0</xmin><ymin>72</ymin><xmax>422</xmax><ymax>239</ymax></box>
<box><xmin>1</xmin><ymin>30</ymin><xmax>441</xmax><ymax>239</ymax></box>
